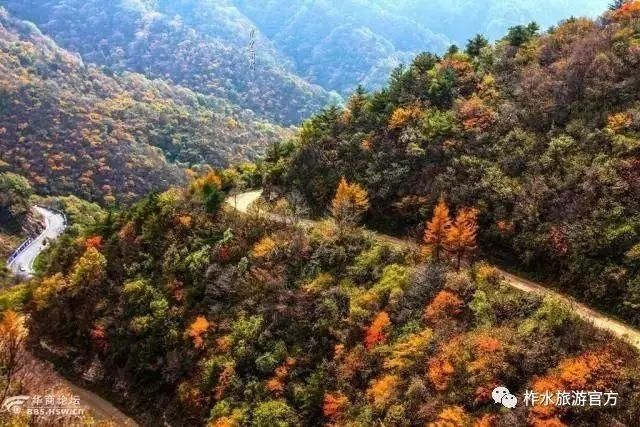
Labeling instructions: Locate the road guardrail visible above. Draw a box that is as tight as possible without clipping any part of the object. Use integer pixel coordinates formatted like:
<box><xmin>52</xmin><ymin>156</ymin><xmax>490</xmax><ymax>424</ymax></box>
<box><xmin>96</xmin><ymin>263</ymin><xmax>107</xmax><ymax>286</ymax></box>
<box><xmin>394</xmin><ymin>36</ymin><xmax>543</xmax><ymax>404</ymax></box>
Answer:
<box><xmin>7</xmin><ymin>238</ymin><xmax>34</xmax><ymax>264</ymax></box>
<box><xmin>6</xmin><ymin>206</ymin><xmax>68</xmax><ymax>269</ymax></box>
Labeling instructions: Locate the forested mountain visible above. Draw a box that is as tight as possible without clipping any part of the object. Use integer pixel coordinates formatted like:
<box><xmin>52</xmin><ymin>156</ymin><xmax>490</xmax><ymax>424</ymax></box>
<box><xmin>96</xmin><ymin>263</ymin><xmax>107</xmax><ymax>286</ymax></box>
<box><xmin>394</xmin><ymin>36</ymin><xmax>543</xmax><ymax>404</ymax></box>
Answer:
<box><xmin>382</xmin><ymin>0</ymin><xmax>608</xmax><ymax>44</ymax></box>
<box><xmin>0</xmin><ymin>8</ymin><xmax>286</xmax><ymax>204</ymax></box>
<box><xmin>0</xmin><ymin>0</ymin><xmax>339</xmax><ymax>125</ymax></box>
<box><xmin>232</xmin><ymin>0</ymin><xmax>447</xmax><ymax>94</ymax></box>
<box><xmin>0</xmin><ymin>0</ymin><xmax>608</xmax><ymax>103</ymax></box>
<box><xmin>269</xmin><ymin>5</ymin><xmax>640</xmax><ymax>326</ymax></box>
<box><xmin>22</xmin><ymin>179</ymin><xmax>640</xmax><ymax>426</ymax></box>
<box><xmin>3</xmin><ymin>2</ymin><xmax>640</xmax><ymax>427</ymax></box>
<box><xmin>234</xmin><ymin>0</ymin><xmax>608</xmax><ymax>94</ymax></box>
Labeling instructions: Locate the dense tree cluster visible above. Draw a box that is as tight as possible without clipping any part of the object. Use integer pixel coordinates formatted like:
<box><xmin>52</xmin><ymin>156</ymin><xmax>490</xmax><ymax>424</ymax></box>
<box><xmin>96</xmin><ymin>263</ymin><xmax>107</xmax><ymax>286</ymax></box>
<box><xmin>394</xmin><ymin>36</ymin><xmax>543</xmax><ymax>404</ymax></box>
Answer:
<box><xmin>2</xmin><ymin>1</ymin><xmax>607</xmax><ymax>106</ymax></box>
<box><xmin>23</xmin><ymin>183</ymin><xmax>640</xmax><ymax>426</ymax></box>
<box><xmin>0</xmin><ymin>172</ymin><xmax>32</xmax><ymax>233</ymax></box>
<box><xmin>0</xmin><ymin>9</ymin><xmax>286</xmax><ymax>204</ymax></box>
<box><xmin>272</xmin><ymin>5</ymin><xmax>640</xmax><ymax>325</ymax></box>
<box><xmin>1</xmin><ymin>0</ymin><xmax>338</xmax><ymax>125</ymax></box>
<box><xmin>234</xmin><ymin>0</ymin><xmax>606</xmax><ymax>94</ymax></box>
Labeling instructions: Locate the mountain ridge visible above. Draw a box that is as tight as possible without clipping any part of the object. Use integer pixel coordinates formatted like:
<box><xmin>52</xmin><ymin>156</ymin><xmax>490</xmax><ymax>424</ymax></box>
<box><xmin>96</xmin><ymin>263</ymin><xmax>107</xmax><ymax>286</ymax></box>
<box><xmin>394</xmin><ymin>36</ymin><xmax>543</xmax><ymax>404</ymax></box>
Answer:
<box><xmin>0</xmin><ymin>7</ymin><xmax>288</xmax><ymax>204</ymax></box>
<box><xmin>0</xmin><ymin>0</ymin><xmax>339</xmax><ymax>125</ymax></box>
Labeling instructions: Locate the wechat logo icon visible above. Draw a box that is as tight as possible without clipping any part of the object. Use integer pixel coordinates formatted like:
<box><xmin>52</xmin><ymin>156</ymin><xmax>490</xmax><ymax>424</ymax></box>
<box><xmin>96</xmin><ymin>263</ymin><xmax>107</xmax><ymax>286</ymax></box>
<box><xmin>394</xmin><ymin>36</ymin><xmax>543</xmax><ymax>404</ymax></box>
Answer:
<box><xmin>492</xmin><ymin>386</ymin><xmax>517</xmax><ymax>409</ymax></box>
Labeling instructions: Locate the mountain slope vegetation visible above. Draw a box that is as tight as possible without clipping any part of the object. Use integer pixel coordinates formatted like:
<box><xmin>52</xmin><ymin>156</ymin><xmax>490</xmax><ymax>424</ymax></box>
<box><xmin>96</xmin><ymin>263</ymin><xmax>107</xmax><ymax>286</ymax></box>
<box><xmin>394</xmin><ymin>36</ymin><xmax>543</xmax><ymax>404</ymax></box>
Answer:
<box><xmin>0</xmin><ymin>9</ymin><xmax>286</xmax><ymax>204</ymax></box>
<box><xmin>1</xmin><ymin>0</ymin><xmax>609</xmax><ymax>102</ymax></box>
<box><xmin>3</xmin><ymin>2</ymin><xmax>640</xmax><ymax>427</ymax></box>
<box><xmin>233</xmin><ymin>0</ymin><xmax>608</xmax><ymax>94</ymax></box>
<box><xmin>268</xmin><ymin>5</ymin><xmax>640</xmax><ymax>326</ymax></box>
<box><xmin>1</xmin><ymin>0</ymin><xmax>338</xmax><ymax>125</ymax></box>
<box><xmin>25</xmin><ymin>182</ymin><xmax>640</xmax><ymax>426</ymax></box>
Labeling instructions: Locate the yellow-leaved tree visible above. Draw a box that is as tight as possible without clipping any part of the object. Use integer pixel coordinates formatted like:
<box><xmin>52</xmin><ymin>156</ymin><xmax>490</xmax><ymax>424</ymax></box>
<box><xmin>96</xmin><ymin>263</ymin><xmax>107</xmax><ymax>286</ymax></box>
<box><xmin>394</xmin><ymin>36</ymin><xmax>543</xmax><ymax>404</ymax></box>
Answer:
<box><xmin>331</xmin><ymin>177</ymin><xmax>369</xmax><ymax>226</ymax></box>
<box><xmin>388</xmin><ymin>104</ymin><xmax>424</xmax><ymax>130</ymax></box>
<box><xmin>69</xmin><ymin>246</ymin><xmax>107</xmax><ymax>289</ymax></box>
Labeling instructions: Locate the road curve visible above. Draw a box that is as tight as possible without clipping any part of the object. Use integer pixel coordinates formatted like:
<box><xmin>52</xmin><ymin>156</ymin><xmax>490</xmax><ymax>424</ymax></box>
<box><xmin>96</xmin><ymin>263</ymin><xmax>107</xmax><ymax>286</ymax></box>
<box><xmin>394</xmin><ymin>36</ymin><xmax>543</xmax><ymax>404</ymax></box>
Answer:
<box><xmin>7</xmin><ymin>206</ymin><xmax>66</xmax><ymax>277</ymax></box>
<box><xmin>5</xmin><ymin>206</ymin><xmax>140</xmax><ymax>425</ymax></box>
<box><xmin>226</xmin><ymin>190</ymin><xmax>640</xmax><ymax>351</ymax></box>
<box><xmin>229</xmin><ymin>189</ymin><xmax>263</xmax><ymax>213</ymax></box>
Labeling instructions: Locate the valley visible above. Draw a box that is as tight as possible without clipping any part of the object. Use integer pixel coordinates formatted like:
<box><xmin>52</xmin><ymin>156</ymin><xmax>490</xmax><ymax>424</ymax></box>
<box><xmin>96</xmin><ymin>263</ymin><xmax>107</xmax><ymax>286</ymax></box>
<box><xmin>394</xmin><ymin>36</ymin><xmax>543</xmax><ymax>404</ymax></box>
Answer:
<box><xmin>2</xmin><ymin>1</ymin><xmax>640</xmax><ymax>426</ymax></box>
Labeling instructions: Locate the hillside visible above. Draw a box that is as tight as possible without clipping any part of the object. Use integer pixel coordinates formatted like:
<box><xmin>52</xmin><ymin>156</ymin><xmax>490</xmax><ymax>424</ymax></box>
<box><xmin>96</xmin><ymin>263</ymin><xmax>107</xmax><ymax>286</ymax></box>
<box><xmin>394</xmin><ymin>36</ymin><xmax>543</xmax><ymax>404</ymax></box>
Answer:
<box><xmin>234</xmin><ymin>0</ymin><xmax>608</xmax><ymax>94</ymax></box>
<box><xmin>20</xmin><ymin>180</ymin><xmax>640</xmax><ymax>426</ymax></box>
<box><xmin>0</xmin><ymin>0</ymin><xmax>338</xmax><ymax>125</ymax></box>
<box><xmin>383</xmin><ymin>0</ymin><xmax>608</xmax><ymax>44</ymax></box>
<box><xmin>268</xmin><ymin>5</ymin><xmax>640</xmax><ymax>327</ymax></box>
<box><xmin>1</xmin><ymin>0</ymin><xmax>608</xmax><ymax>104</ymax></box>
<box><xmin>0</xmin><ymin>9</ymin><xmax>286</xmax><ymax>204</ymax></box>
<box><xmin>3</xmin><ymin>2</ymin><xmax>640</xmax><ymax>427</ymax></box>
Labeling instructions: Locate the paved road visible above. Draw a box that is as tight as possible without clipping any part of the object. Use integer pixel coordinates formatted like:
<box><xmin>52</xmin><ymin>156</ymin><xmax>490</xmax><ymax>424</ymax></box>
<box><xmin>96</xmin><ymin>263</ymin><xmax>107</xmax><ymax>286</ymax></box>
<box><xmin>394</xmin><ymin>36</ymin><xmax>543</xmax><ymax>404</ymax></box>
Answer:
<box><xmin>226</xmin><ymin>190</ymin><xmax>640</xmax><ymax>351</ymax></box>
<box><xmin>8</xmin><ymin>206</ymin><xmax>66</xmax><ymax>277</ymax></box>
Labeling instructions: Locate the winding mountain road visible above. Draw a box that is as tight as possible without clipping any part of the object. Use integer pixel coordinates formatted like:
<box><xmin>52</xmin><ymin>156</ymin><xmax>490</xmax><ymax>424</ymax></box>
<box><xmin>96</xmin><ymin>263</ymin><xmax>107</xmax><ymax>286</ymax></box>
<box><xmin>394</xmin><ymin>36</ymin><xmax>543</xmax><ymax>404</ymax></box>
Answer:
<box><xmin>7</xmin><ymin>206</ymin><xmax>66</xmax><ymax>277</ymax></box>
<box><xmin>5</xmin><ymin>206</ymin><xmax>139</xmax><ymax>426</ymax></box>
<box><xmin>226</xmin><ymin>190</ymin><xmax>640</xmax><ymax>351</ymax></box>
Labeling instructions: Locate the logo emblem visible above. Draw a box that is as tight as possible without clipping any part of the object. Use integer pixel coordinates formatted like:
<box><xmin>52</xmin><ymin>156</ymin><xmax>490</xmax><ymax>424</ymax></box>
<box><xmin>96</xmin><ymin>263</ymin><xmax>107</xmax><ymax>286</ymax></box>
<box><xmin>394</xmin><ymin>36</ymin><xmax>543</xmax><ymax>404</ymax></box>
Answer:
<box><xmin>492</xmin><ymin>386</ymin><xmax>518</xmax><ymax>408</ymax></box>
<box><xmin>1</xmin><ymin>395</ymin><xmax>30</xmax><ymax>414</ymax></box>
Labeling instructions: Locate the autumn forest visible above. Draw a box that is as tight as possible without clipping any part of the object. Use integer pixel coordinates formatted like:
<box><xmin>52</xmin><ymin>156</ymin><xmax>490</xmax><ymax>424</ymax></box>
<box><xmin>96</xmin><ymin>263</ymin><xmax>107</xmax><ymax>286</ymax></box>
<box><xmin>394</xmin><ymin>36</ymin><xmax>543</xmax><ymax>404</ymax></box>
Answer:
<box><xmin>2</xmin><ymin>1</ymin><xmax>640</xmax><ymax>426</ymax></box>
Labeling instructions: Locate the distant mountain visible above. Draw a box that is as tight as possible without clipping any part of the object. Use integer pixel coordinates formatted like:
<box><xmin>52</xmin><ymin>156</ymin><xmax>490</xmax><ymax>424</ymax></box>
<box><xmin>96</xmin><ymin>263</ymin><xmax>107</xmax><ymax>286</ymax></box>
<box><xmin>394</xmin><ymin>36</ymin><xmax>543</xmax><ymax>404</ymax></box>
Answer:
<box><xmin>0</xmin><ymin>8</ymin><xmax>287</xmax><ymax>204</ymax></box>
<box><xmin>233</xmin><ymin>0</ymin><xmax>449</xmax><ymax>94</ymax></box>
<box><xmin>384</xmin><ymin>0</ymin><xmax>608</xmax><ymax>43</ymax></box>
<box><xmin>233</xmin><ymin>0</ymin><xmax>608</xmax><ymax>94</ymax></box>
<box><xmin>0</xmin><ymin>0</ymin><xmax>339</xmax><ymax>125</ymax></box>
<box><xmin>0</xmin><ymin>0</ymin><xmax>608</xmax><ymax>106</ymax></box>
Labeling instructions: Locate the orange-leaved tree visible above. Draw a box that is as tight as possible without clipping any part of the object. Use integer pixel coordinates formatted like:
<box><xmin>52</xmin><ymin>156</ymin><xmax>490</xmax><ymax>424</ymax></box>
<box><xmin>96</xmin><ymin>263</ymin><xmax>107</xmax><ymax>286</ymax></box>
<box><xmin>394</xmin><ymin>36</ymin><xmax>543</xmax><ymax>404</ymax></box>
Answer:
<box><xmin>366</xmin><ymin>374</ymin><xmax>400</xmax><ymax>410</ymax></box>
<box><xmin>426</xmin><ymin>335</ymin><xmax>463</xmax><ymax>392</ymax></box>
<box><xmin>84</xmin><ymin>235</ymin><xmax>104</xmax><ymax>249</ymax></box>
<box><xmin>529</xmin><ymin>350</ymin><xmax>621</xmax><ymax>424</ymax></box>
<box><xmin>388</xmin><ymin>104</ymin><xmax>424</xmax><ymax>130</ymax></box>
<box><xmin>457</xmin><ymin>95</ymin><xmax>496</xmax><ymax>133</ymax></box>
<box><xmin>424</xmin><ymin>197</ymin><xmax>452</xmax><ymax>261</ymax></box>
<box><xmin>424</xmin><ymin>290</ymin><xmax>464</xmax><ymax>324</ymax></box>
<box><xmin>323</xmin><ymin>392</ymin><xmax>349</xmax><ymax>420</ymax></box>
<box><xmin>429</xmin><ymin>406</ymin><xmax>470</xmax><ymax>427</ymax></box>
<box><xmin>266</xmin><ymin>359</ymin><xmax>295</xmax><ymax>396</ymax></box>
<box><xmin>187</xmin><ymin>316</ymin><xmax>210</xmax><ymax>349</ymax></box>
<box><xmin>331</xmin><ymin>177</ymin><xmax>369</xmax><ymax>226</ymax></box>
<box><xmin>364</xmin><ymin>311</ymin><xmax>391</xmax><ymax>350</ymax></box>
<box><xmin>612</xmin><ymin>0</ymin><xmax>640</xmax><ymax>20</ymax></box>
<box><xmin>445</xmin><ymin>207</ymin><xmax>479</xmax><ymax>269</ymax></box>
